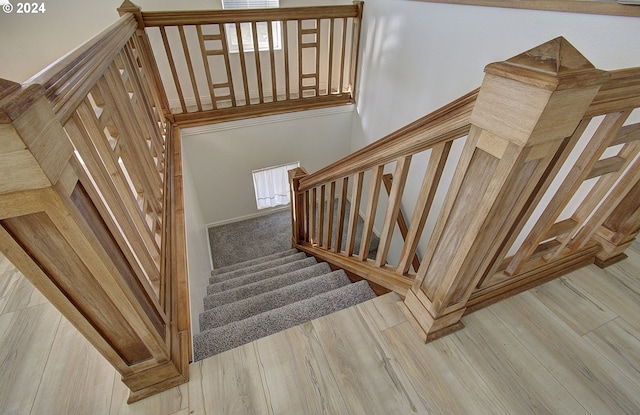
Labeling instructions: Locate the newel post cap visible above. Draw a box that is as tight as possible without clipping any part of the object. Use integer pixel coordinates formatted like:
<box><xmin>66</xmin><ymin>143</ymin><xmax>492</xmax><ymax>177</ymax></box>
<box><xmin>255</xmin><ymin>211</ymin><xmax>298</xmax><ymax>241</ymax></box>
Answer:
<box><xmin>118</xmin><ymin>0</ymin><xmax>144</xmax><ymax>29</ymax></box>
<box><xmin>484</xmin><ymin>37</ymin><xmax>609</xmax><ymax>90</ymax></box>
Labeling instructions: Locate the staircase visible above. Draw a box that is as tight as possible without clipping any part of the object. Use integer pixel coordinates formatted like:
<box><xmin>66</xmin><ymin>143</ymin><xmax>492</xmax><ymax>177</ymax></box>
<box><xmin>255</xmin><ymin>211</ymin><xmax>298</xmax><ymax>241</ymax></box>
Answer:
<box><xmin>193</xmin><ymin>249</ymin><xmax>376</xmax><ymax>361</ymax></box>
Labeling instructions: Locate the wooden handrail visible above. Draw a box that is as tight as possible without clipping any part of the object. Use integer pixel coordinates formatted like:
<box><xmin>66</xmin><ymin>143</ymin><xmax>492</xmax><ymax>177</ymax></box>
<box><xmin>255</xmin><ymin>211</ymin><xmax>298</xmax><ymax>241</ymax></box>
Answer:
<box><xmin>382</xmin><ymin>173</ymin><xmax>421</xmax><ymax>272</ymax></box>
<box><xmin>298</xmin><ymin>89</ymin><xmax>477</xmax><ymax>190</ymax></box>
<box><xmin>299</xmin><ymin>67</ymin><xmax>640</xmax><ymax>191</ymax></box>
<box><xmin>25</xmin><ymin>15</ymin><xmax>138</xmax><ymax>123</ymax></box>
<box><xmin>585</xmin><ymin>67</ymin><xmax>640</xmax><ymax>117</ymax></box>
<box><xmin>140</xmin><ymin>4</ymin><xmax>362</xmax><ymax>26</ymax></box>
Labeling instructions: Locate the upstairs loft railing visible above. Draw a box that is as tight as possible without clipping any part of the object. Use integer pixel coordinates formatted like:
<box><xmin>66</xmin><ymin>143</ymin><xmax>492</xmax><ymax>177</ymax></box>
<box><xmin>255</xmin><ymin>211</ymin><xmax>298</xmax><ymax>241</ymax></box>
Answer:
<box><xmin>119</xmin><ymin>0</ymin><xmax>363</xmax><ymax>127</ymax></box>
<box><xmin>290</xmin><ymin>37</ymin><xmax>640</xmax><ymax>342</ymax></box>
<box><xmin>0</xmin><ymin>12</ymin><xmax>189</xmax><ymax>402</ymax></box>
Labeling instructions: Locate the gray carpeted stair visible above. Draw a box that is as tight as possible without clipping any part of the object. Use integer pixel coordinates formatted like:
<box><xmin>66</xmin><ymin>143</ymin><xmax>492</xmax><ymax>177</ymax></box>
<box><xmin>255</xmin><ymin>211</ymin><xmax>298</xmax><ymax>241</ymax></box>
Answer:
<box><xmin>209</xmin><ymin>251</ymin><xmax>307</xmax><ymax>285</ymax></box>
<box><xmin>195</xmin><ymin>249</ymin><xmax>376</xmax><ymax>361</ymax></box>
<box><xmin>210</xmin><ymin>248</ymin><xmax>299</xmax><ymax>277</ymax></box>
<box><xmin>204</xmin><ymin>259</ymin><xmax>326</xmax><ymax>307</ymax></box>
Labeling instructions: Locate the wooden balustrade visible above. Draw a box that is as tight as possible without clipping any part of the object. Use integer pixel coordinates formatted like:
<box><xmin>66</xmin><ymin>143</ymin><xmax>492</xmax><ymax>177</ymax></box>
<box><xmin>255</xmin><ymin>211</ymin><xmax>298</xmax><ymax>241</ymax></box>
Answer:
<box><xmin>290</xmin><ymin>37</ymin><xmax>640</xmax><ymax>342</ymax></box>
<box><xmin>118</xmin><ymin>1</ymin><xmax>363</xmax><ymax>127</ymax></box>
<box><xmin>0</xmin><ymin>11</ymin><xmax>188</xmax><ymax>403</ymax></box>
<box><xmin>290</xmin><ymin>89</ymin><xmax>476</xmax><ymax>294</ymax></box>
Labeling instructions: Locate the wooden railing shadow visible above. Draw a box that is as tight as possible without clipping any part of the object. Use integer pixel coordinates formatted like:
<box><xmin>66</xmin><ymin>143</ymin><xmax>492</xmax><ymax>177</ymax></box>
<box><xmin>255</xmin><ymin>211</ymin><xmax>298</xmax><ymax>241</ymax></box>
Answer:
<box><xmin>290</xmin><ymin>37</ymin><xmax>640</xmax><ymax>342</ymax></box>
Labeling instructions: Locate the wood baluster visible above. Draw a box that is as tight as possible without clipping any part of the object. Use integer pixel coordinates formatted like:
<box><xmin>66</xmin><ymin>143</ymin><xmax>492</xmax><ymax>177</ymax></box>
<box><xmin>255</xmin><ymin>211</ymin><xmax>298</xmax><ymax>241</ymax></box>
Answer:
<box><xmin>251</xmin><ymin>21</ymin><xmax>264</xmax><ymax>104</ymax></box>
<box><xmin>234</xmin><ymin>22</ymin><xmax>251</xmax><ymax>105</ymax></box>
<box><xmin>562</xmin><ymin>124</ymin><xmax>640</xmax><ymax>254</ymax></box>
<box><xmin>159</xmin><ymin>26</ymin><xmax>187</xmax><ymax>113</ymax></box>
<box><xmin>396</xmin><ymin>141</ymin><xmax>452</xmax><ymax>275</ymax></box>
<box><xmin>318</xmin><ymin>184</ymin><xmax>326</xmax><ymax>248</ymax></box>
<box><xmin>328</xmin><ymin>18</ymin><xmax>335</xmax><ymax>94</ymax></box>
<box><xmin>219</xmin><ymin>23</ymin><xmax>237</xmax><ymax>107</ymax></box>
<box><xmin>349</xmin><ymin>2</ymin><xmax>364</xmax><ymax>95</ymax></box>
<box><xmin>178</xmin><ymin>25</ymin><xmax>202</xmax><ymax>112</ymax></box>
<box><xmin>196</xmin><ymin>25</ymin><xmax>217</xmax><ymax>110</ymax></box>
<box><xmin>283</xmin><ymin>20</ymin><xmax>290</xmax><ymax>101</ymax></box>
<box><xmin>325</xmin><ymin>180</ymin><xmax>336</xmax><ymax>250</ymax></box>
<box><xmin>338</xmin><ymin>17</ymin><xmax>347</xmax><ymax>94</ymax></box>
<box><xmin>310</xmin><ymin>187</ymin><xmax>317</xmax><ymax>245</ymax></box>
<box><xmin>315</xmin><ymin>18</ymin><xmax>321</xmax><ymax>97</ymax></box>
<box><xmin>345</xmin><ymin>171</ymin><xmax>364</xmax><ymax>256</ymax></box>
<box><xmin>359</xmin><ymin>165</ymin><xmax>384</xmax><ymax>261</ymax></box>
<box><xmin>268</xmin><ymin>20</ymin><xmax>277</xmax><ymax>102</ymax></box>
<box><xmin>333</xmin><ymin>177</ymin><xmax>349</xmax><ymax>253</ymax></box>
<box><xmin>375</xmin><ymin>155</ymin><xmax>412</xmax><ymax>267</ymax></box>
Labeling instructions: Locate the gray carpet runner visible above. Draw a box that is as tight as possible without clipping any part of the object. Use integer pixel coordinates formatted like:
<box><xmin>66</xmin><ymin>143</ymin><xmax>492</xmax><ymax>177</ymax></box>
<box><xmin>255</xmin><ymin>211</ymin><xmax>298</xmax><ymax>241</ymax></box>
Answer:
<box><xmin>194</xmin><ymin>249</ymin><xmax>376</xmax><ymax>361</ymax></box>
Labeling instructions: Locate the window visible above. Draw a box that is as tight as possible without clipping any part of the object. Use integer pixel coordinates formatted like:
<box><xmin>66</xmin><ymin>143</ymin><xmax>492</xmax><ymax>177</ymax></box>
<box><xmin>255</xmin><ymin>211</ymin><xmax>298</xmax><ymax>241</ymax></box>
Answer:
<box><xmin>252</xmin><ymin>162</ymin><xmax>300</xmax><ymax>209</ymax></box>
<box><xmin>222</xmin><ymin>0</ymin><xmax>282</xmax><ymax>53</ymax></box>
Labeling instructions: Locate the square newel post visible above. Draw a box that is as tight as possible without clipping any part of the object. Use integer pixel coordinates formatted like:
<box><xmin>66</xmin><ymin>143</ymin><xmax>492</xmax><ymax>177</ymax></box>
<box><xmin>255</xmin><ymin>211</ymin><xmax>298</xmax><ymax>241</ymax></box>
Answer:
<box><xmin>402</xmin><ymin>37</ymin><xmax>610</xmax><ymax>342</ymax></box>
<box><xmin>289</xmin><ymin>167</ymin><xmax>309</xmax><ymax>247</ymax></box>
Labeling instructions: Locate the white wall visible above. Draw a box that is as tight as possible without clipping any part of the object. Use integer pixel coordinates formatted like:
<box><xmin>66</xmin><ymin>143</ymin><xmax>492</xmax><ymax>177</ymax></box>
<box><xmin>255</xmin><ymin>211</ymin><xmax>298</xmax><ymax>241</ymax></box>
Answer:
<box><xmin>354</xmin><ymin>1</ymin><xmax>640</xmax><ymax>151</ymax></box>
<box><xmin>0</xmin><ymin>0</ymin><xmax>221</xmax><ymax>83</ymax></box>
<box><xmin>353</xmin><ymin>0</ymin><xmax>640</xmax><ymax>264</ymax></box>
<box><xmin>181</xmin><ymin>106</ymin><xmax>354</xmax><ymax>225</ymax></box>
<box><xmin>182</xmin><ymin>160</ymin><xmax>211</xmax><ymax>335</ymax></box>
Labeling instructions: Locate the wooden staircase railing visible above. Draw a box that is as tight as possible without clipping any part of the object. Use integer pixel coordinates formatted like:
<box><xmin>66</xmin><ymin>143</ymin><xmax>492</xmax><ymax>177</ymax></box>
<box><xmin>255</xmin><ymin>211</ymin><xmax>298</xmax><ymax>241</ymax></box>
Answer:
<box><xmin>119</xmin><ymin>1</ymin><xmax>363</xmax><ymax>127</ymax></box>
<box><xmin>0</xmin><ymin>11</ymin><xmax>188</xmax><ymax>403</ymax></box>
<box><xmin>290</xmin><ymin>37</ymin><xmax>640</xmax><ymax>342</ymax></box>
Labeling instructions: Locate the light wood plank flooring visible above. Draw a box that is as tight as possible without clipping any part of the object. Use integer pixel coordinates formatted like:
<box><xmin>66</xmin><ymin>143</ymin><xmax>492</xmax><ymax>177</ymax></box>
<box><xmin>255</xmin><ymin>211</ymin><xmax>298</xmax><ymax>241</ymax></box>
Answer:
<box><xmin>0</xmin><ymin>240</ymin><xmax>638</xmax><ymax>414</ymax></box>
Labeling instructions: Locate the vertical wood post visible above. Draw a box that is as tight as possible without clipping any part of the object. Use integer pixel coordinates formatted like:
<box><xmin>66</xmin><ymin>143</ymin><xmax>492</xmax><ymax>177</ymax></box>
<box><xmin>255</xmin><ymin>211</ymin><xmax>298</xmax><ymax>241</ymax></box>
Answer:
<box><xmin>402</xmin><ymin>38</ymin><xmax>610</xmax><ymax>342</ymax></box>
<box><xmin>289</xmin><ymin>167</ymin><xmax>309</xmax><ymax>246</ymax></box>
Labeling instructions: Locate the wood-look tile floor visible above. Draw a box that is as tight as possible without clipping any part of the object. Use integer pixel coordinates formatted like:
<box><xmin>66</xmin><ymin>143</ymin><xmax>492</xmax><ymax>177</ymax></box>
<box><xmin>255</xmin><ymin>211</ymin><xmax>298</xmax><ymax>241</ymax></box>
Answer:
<box><xmin>1</xmin><ymin>240</ymin><xmax>639</xmax><ymax>414</ymax></box>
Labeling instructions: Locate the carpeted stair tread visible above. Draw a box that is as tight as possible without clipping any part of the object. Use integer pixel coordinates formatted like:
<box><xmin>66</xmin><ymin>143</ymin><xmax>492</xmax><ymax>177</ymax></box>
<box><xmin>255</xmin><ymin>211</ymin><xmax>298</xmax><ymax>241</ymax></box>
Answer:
<box><xmin>207</xmin><ymin>256</ymin><xmax>318</xmax><ymax>296</ymax></box>
<box><xmin>194</xmin><ymin>280</ymin><xmax>376</xmax><ymax>360</ymax></box>
<box><xmin>200</xmin><ymin>270</ymin><xmax>351</xmax><ymax>332</ymax></box>
<box><xmin>203</xmin><ymin>261</ymin><xmax>331</xmax><ymax>310</ymax></box>
<box><xmin>210</xmin><ymin>248</ymin><xmax>298</xmax><ymax>277</ymax></box>
<box><xmin>209</xmin><ymin>252</ymin><xmax>307</xmax><ymax>285</ymax></box>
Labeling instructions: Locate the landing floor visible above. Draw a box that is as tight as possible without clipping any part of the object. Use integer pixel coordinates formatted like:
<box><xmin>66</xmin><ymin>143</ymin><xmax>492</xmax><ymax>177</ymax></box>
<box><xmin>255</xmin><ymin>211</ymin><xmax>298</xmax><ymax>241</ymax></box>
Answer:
<box><xmin>1</xmin><ymin>241</ymin><xmax>639</xmax><ymax>414</ymax></box>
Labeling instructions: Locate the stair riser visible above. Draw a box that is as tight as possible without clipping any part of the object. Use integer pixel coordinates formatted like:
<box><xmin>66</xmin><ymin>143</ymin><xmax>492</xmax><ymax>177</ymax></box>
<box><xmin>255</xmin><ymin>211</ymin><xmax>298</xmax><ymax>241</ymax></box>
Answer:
<box><xmin>199</xmin><ymin>270</ymin><xmax>350</xmax><ymax>332</ymax></box>
<box><xmin>211</xmin><ymin>248</ymin><xmax>298</xmax><ymax>277</ymax></box>
<box><xmin>203</xmin><ymin>262</ymin><xmax>331</xmax><ymax>310</ymax></box>
<box><xmin>209</xmin><ymin>252</ymin><xmax>307</xmax><ymax>284</ymax></box>
<box><xmin>207</xmin><ymin>257</ymin><xmax>317</xmax><ymax>295</ymax></box>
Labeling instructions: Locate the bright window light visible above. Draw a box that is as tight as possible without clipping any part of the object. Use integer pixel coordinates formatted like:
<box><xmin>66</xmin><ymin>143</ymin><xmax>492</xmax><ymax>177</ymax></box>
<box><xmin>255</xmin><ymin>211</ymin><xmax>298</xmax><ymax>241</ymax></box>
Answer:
<box><xmin>252</xmin><ymin>162</ymin><xmax>300</xmax><ymax>209</ymax></box>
